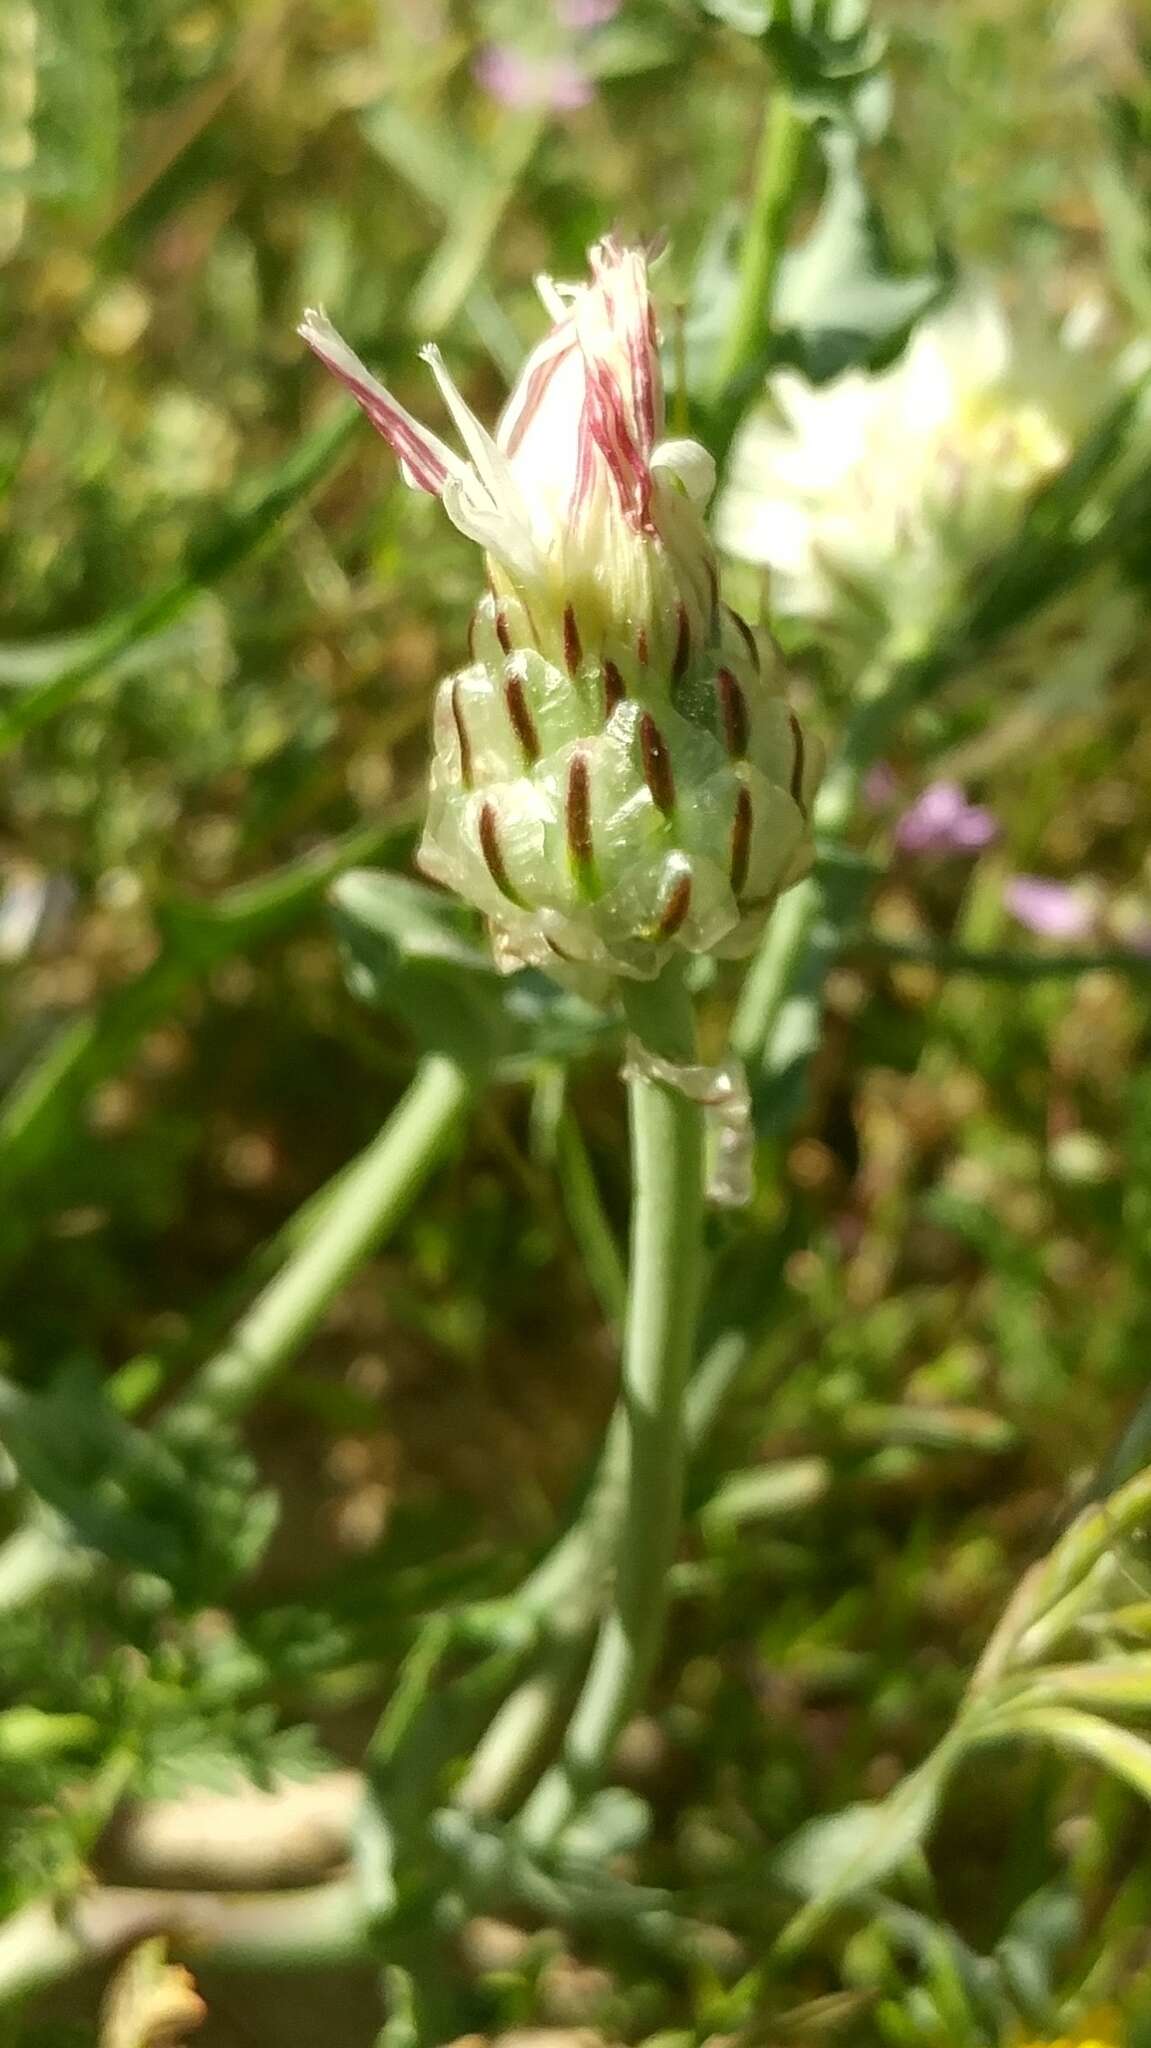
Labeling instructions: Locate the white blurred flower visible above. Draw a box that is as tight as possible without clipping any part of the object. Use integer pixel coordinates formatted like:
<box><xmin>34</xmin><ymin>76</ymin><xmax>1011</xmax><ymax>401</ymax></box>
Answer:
<box><xmin>717</xmin><ymin>285</ymin><xmax>1136</xmax><ymax>658</ymax></box>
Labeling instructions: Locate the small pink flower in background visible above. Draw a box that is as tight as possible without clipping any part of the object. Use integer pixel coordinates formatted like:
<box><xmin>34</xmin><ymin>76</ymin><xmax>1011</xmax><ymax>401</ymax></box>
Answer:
<box><xmin>1004</xmin><ymin>876</ymin><xmax>1097</xmax><ymax>942</ymax></box>
<box><xmin>894</xmin><ymin>781</ymin><xmax>999</xmax><ymax>856</ymax></box>
<box><xmin>556</xmin><ymin>0</ymin><xmax>621</xmax><ymax>24</ymax></box>
<box><xmin>474</xmin><ymin>44</ymin><xmax>593</xmax><ymax>111</ymax></box>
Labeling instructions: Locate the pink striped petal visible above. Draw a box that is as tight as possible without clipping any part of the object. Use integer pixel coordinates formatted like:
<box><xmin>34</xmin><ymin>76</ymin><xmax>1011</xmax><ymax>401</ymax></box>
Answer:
<box><xmin>298</xmin><ymin>309</ymin><xmax>459</xmax><ymax>497</ymax></box>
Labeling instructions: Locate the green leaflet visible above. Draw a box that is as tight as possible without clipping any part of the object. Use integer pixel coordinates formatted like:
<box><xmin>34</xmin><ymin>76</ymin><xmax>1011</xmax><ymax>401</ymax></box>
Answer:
<box><xmin>773</xmin><ymin>131</ymin><xmax>948</xmax><ymax>383</ymax></box>
<box><xmin>331</xmin><ymin>868</ymin><xmax>615</xmax><ymax>1072</ymax></box>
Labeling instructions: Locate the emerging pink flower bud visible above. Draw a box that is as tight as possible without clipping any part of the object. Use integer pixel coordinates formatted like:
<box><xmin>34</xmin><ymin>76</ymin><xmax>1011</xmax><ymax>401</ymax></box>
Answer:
<box><xmin>300</xmin><ymin>240</ymin><xmax>820</xmax><ymax>987</ymax></box>
<box><xmin>300</xmin><ymin>237</ymin><xmax>715</xmax><ymax>674</ymax></box>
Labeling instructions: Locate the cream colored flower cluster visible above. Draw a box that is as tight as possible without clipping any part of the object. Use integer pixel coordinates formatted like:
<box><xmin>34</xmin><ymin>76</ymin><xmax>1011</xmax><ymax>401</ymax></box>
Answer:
<box><xmin>717</xmin><ymin>287</ymin><xmax>1142</xmax><ymax>668</ymax></box>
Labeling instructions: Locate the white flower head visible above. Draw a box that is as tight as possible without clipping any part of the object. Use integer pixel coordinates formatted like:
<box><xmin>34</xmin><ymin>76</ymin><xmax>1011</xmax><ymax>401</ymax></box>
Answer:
<box><xmin>299</xmin><ymin>237</ymin><xmax>716</xmax><ymax>675</ymax></box>
<box><xmin>716</xmin><ymin>284</ymin><xmax>1120</xmax><ymax>655</ymax></box>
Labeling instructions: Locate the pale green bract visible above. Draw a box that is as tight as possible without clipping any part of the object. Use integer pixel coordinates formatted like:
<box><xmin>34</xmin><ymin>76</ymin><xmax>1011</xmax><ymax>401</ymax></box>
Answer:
<box><xmin>420</xmin><ymin>586</ymin><xmax>820</xmax><ymax>990</ymax></box>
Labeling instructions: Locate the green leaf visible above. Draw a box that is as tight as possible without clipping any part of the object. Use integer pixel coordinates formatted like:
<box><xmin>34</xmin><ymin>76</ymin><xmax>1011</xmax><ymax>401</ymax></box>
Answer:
<box><xmin>1011</xmin><ymin>1655</ymin><xmax>1151</xmax><ymax>1716</ymax></box>
<box><xmin>356</xmin><ymin>103</ymin><xmax>525</xmax><ymax>379</ymax></box>
<box><xmin>132</xmin><ymin>1703</ymin><xmax>332</xmax><ymax>1801</ymax></box>
<box><xmin>331</xmin><ymin>870</ymin><xmax>516</xmax><ymax>1069</ymax></box>
<box><xmin>774</xmin><ymin>1748</ymin><xmax>956</xmax><ymax>1950</ymax></box>
<box><xmin>993</xmin><ymin>1885</ymin><xmax>1080</xmax><ymax>2030</ymax></box>
<box><xmin>985</xmin><ymin>1704</ymin><xmax>1151</xmax><ymax>1805</ymax></box>
<box><xmin>1014</xmin><ymin>1466</ymin><xmax>1151</xmax><ymax>1648</ymax></box>
<box><xmin>559</xmin><ymin>1787</ymin><xmax>651</xmax><ymax>1862</ymax></box>
<box><xmin>407</xmin><ymin>112</ymin><xmax>543</xmax><ymax>339</ymax></box>
<box><xmin>774</xmin><ymin>132</ymin><xmax>947</xmax><ymax>382</ymax></box>
<box><xmin>1093</xmin><ymin>87</ymin><xmax>1151</xmax><ymax>328</ymax></box>
<box><xmin>700</xmin><ymin>0</ymin><xmax>890</xmax><ymax>136</ymax></box>
<box><xmin>844</xmin><ymin>1403</ymin><xmax>1016</xmax><ymax>1455</ymax></box>
<box><xmin>331</xmin><ymin>869</ymin><xmax>615</xmax><ymax>1070</ymax></box>
<box><xmin>700</xmin><ymin>1455</ymin><xmax>829</xmax><ymax>1538</ymax></box>
<box><xmin>0</xmin><ymin>1368</ymin><xmax>277</xmax><ymax>1602</ymax></box>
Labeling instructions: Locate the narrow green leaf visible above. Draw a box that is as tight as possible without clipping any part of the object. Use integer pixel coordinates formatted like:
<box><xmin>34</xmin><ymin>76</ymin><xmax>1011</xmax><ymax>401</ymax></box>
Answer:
<box><xmin>775</xmin><ymin>1746</ymin><xmax>957</xmax><ymax>1950</ymax></box>
<box><xmin>1009</xmin><ymin>1656</ymin><xmax>1151</xmax><ymax>1717</ymax></box>
<box><xmin>701</xmin><ymin>1455</ymin><xmax>830</xmax><ymax>1536</ymax></box>
<box><xmin>1021</xmin><ymin>1468</ymin><xmax>1151</xmax><ymax>1639</ymax></box>
<box><xmin>331</xmin><ymin>868</ymin><xmax>514</xmax><ymax>1070</ymax></box>
<box><xmin>331</xmin><ymin>868</ymin><xmax>613</xmax><ymax>1071</ymax></box>
<box><xmin>357</xmin><ymin>102</ymin><xmax>525</xmax><ymax>377</ymax></box>
<box><xmin>844</xmin><ymin>1403</ymin><xmax>1016</xmax><ymax>1454</ymax></box>
<box><xmin>981</xmin><ymin>1704</ymin><xmax>1151</xmax><ymax>1805</ymax></box>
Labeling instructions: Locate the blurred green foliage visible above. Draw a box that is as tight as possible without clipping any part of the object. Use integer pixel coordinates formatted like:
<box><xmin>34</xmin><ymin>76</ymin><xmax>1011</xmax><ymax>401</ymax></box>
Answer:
<box><xmin>2</xmin><ymin>1</ymin><xmax>1151</xmax><ymax>2045</ymax></box>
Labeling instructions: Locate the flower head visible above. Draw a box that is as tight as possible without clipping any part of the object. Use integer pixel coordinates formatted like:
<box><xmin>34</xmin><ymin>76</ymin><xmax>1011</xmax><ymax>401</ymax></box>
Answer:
<box><xmin>717</xmin><ymin>284</ymin><xmax>1134</xmax><ymax>659</ymax></box>
<box><xmin>300</xmin><ymin>240</ymin><xmax>821</xmax><ymax>987</ymax></box>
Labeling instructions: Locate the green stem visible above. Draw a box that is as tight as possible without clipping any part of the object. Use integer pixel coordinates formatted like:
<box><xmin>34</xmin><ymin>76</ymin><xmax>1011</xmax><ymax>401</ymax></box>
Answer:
<box><xmin>177</xmin><ymin>1053</ymin><xmax>472</xmax><ymax>1427</ymax></box>
<box><xmin>707</xmin><ymin>90</ymin><xmax>808</xmax><ymax>465</ymax></box>
<box><xmin>730</xmin><ymin>870</ymin><xmax>818</xmax><ymax>1068</ymax></box>
<box><xmin>516</xmin><ymin>967</ymin><xmax>705</xmax><ymax>1846</ymax></box>
<box><xmin>730</xmin><ymin>663</ymin><xmax>908</xmax><ymax>1081</ymax></box>
<box><xmin>555</xmin><ymin>1107</ymin><xmax>626</xmax><ymax>1328</ymax></box>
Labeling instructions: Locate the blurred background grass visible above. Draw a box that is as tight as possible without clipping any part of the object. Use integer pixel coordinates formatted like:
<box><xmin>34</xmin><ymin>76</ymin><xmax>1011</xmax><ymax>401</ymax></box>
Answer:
<box><xmin>5</xmin><ymin>1</ymin><xmax>1151</xmax><ymax>2043</ymax></box>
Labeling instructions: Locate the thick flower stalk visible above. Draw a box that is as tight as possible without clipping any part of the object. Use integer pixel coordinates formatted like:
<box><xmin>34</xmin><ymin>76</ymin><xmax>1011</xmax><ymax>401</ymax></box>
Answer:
<box><xmin>300</xmin><ymin>239</ymin><xmax>820</xmax><ymax>988</ymax></box>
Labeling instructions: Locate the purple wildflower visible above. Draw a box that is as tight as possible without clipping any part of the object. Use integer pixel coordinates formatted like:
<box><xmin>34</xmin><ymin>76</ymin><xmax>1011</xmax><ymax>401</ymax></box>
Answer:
<box><xmin>894</xmin><ymin>781</ymin><xmax>999</xmax><ymax>856</ymax></box>
<box><xmin>1004</xmin><ymin>876</ymin><xmax>1096</xmax><ymax>942</ymax></box>
<box><xmin>474</xmin><ymin>44</ymin><xmax>593</xmax><ymax>111</ymax></box>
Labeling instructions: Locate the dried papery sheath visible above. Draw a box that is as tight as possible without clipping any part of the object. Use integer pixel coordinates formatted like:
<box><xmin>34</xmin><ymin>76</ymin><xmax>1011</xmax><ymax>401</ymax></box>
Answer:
<box><xmin>622</xmin><ymin>1042</ymin><xmax>754</xmax><ymax>1208</ymax></box>
<box><xmin>301</xmin><ymin>238</ymin><xmax>821</xmax><ymax>990</ymax></box>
